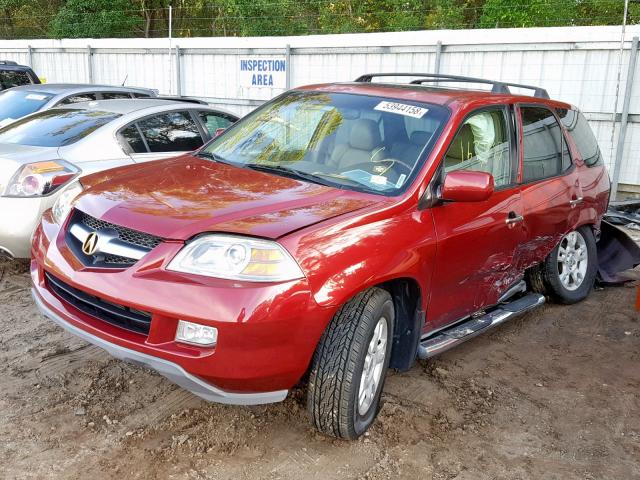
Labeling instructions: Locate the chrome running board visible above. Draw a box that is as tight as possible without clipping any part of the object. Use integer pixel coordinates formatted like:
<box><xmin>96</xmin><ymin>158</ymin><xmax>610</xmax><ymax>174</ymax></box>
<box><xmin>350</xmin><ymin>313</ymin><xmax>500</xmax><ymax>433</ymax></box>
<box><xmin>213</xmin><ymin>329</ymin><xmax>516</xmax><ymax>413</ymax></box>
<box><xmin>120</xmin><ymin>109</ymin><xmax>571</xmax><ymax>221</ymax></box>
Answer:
<box><xmin>417</xmin><ymin>293</ymin><xmax>545</xmax><ymax>359</ymax></box>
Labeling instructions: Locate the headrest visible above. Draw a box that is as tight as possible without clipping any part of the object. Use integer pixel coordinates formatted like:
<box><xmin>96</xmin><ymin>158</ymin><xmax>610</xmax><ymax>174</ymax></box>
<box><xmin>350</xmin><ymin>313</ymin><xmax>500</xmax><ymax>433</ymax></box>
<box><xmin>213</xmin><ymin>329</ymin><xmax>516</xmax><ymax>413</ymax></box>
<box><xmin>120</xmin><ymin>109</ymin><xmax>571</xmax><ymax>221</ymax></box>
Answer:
<box><xmin>409</xmin><ymin>130</ymin><xmax>431</xmax><ymax>146</ymax></box>
<box><xmin>349</xmin><ymin>119</ymin><xmax>381</xmax><ymax>151</ymax></box>
<box><xmin>446</xmin><ymin>124</ymin><xmax>475</xmax><ymax>161</ymax></box>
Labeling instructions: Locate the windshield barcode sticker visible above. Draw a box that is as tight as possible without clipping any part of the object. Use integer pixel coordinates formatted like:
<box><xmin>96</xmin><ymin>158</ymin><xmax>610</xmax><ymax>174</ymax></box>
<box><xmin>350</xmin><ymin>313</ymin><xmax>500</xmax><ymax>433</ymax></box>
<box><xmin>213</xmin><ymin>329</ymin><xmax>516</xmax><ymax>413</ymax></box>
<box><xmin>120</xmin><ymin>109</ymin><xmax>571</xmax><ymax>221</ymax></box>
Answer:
<box><xmin>374</xmin><ymin>101</ymin><xmax>428</xmax><ymax>118</ymax></box>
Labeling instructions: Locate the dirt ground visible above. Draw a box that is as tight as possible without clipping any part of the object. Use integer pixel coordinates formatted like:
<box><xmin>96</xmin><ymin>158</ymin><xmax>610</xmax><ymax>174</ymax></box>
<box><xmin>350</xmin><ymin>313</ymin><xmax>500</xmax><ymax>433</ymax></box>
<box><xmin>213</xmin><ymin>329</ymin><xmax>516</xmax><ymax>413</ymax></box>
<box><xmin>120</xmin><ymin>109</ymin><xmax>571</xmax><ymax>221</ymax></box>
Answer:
<box><xmin>1</xmin><ymin>258</ymin><xmax>639</xmax><ymax>480</ymax></box>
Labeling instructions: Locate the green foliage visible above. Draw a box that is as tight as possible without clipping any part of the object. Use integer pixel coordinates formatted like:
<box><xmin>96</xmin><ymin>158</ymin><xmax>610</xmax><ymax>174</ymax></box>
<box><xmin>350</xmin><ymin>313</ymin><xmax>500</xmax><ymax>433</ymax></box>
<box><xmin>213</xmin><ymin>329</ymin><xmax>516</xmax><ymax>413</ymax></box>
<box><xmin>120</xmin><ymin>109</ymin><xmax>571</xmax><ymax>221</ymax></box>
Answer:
<box><xmin>48</xmin><ymin>0</ymin><xmax>142</xmax><ymax>38</ymax></box>
<box><xmin>0</xmin><ymin>0</ymin><xmax>634</xmax><ymax>39</ymax></box>
<box><xmin>479</xmin><ymin>0</ymin><xmax>578</xmax><ymax>28</ymax></box>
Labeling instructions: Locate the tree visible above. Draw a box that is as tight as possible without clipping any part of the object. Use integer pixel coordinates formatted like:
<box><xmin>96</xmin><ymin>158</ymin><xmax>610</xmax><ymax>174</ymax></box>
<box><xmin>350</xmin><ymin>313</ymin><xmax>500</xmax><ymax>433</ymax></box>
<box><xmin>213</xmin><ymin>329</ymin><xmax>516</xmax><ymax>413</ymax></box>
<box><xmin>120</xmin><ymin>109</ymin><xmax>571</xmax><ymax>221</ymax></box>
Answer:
<box><xmin>48</xmin><ymin>0</ymin><xmax>142</xmax><ymax>38</ymax></box>
<box><xmin>479</xmin><ymin>0</ymin><xmax>579</xmax><ymax>28</ymax></box>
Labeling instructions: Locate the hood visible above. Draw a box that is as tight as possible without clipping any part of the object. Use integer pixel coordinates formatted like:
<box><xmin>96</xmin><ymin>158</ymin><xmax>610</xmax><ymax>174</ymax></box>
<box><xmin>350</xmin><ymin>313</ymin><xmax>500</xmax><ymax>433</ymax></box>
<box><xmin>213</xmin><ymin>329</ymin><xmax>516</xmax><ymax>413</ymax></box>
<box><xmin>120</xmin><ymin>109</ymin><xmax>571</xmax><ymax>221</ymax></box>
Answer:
<box><xmin>75</xmin><ymin>156</ymin><xmax>381</xmax><ymax>240</ymax></box>
<box><xmin>0</xmin><ymin>143</ymin><xmax>59</xmax><ymax>190</ymax></box>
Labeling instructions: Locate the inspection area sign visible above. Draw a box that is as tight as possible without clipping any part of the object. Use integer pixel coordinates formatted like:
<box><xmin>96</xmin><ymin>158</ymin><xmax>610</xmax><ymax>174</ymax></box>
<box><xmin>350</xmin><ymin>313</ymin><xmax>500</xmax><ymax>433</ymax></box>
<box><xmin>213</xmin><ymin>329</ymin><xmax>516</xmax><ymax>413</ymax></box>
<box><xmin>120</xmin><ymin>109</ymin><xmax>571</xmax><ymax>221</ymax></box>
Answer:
<box><xmin>239</xmin><ymin>58</ymin><xmax>287</xmax><ymax>88</ymax></box>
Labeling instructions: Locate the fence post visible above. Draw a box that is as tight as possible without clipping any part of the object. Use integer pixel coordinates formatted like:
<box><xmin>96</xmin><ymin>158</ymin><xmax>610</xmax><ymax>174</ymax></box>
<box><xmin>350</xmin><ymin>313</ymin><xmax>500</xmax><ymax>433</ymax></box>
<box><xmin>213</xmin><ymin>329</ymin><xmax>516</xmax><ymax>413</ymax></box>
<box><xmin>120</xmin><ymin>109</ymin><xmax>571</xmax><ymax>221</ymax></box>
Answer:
<box><xmin>86</xmin><ymin>45</ymin><xmax>93</xmax><ymax>83</ymax></box>
<box><xmin>611</xmin><ymin>35</ymin><xmax>639</xmax><ymax>201</ymax></box>
<box><xmin>175</xmin><ymin>45</ymin><xmax>182</xmax><ymax>97</ymax></box>
<box><xmin>27</xmin><ymin>45</ymin><xmax>33</xmax><ymax>68</ymax></box>
<box><xmin>286</xmin><ymin>44</ymin><xmax>291</xmax><ymax>89</ymax></box>
<box><xmin>434</xmin><ymin>40</ymin><xmax>443</xmax><ymax>74</ymax></box>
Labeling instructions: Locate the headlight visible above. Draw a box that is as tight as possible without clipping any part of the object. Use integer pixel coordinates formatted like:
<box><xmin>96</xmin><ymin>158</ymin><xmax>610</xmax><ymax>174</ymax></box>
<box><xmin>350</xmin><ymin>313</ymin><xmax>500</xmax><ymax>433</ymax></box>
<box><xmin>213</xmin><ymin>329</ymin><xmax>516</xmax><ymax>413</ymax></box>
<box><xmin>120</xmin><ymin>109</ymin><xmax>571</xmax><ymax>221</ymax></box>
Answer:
<box><xmin>2</xmin><ymin>160</ymin><xmax>80</xmax><ymax>197</ymax></box>
<box><xmin>167</xmin><ymin>234</ymin><xmax>305</xmax><ymax>282</ymax></box>
<box><xmin>52</xmin><ymin>181</ymin><xmax>83</xmax><ymax>225</ymax></box>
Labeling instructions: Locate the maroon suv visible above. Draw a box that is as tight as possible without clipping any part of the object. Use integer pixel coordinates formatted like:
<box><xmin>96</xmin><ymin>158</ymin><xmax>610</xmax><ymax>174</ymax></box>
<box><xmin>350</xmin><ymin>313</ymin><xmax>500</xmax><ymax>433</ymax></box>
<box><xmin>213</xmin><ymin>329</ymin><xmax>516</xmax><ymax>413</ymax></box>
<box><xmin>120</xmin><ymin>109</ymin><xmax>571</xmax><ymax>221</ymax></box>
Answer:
<box><xmin>31</xmin><ymin>73</ymin><xmax>614</xmax><ymax>438</ymax></box>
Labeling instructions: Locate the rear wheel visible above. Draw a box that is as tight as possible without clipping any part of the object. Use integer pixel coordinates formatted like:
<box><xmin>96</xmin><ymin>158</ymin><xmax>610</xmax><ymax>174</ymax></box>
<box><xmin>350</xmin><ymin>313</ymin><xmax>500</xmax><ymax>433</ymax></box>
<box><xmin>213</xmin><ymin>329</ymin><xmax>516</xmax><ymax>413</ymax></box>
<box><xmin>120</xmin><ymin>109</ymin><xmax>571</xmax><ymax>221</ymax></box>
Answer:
<box><xmin>532</xmin><ymin>226</ymin><xmax>597</xmax><ymax>304</ymax></box>
<box><xmin>307</xmin><ymin>288</ymin><xmax>394</xmax><ymax>439</ymax></box>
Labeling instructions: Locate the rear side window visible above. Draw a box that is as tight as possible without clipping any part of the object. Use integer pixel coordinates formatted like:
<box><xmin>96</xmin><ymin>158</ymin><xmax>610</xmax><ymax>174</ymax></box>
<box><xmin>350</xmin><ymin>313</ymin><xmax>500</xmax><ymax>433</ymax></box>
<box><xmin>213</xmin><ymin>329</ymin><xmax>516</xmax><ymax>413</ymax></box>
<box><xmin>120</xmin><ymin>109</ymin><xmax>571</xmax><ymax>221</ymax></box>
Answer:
<box><xmin>557</xmin><ymin>109</ymin><xmax>602</xmax><ymax>167</ymax></box>
<box><xmin>60</xmin><ymin>93</ymin><xmax>97</xmax><ymax>105</ymax></box>
<box><xmin>133</xmin><ymin>93</ymin><xmax>152</xmax><ymax>98</ymax></box>
<box><xmin>0</xmin><ymin>109</ymin><xmax>119</xmax><ymax>147</ymax></box>
<box><xmin>520</xmin><ymin>106</ymin><xmax>571</xmax><ymax>182</ymax></box>
<box><xmin>0</xmin><ymin>70</ymin><xmax>34</xmax><ymax>89</ymax></box>
<box><xmin>198</xmin><ymin>111</ymin><xmax>234</xmax><ymax>136</ymax></box>
<box><xmin>102</xmin><ymin>92</ymin><xmax>132</xmax><ymax>100</ymax></box>
<box><xmin>136</xmin><ymin>111</ymin><xmax>203</xmax><ymax>153</ymax></box>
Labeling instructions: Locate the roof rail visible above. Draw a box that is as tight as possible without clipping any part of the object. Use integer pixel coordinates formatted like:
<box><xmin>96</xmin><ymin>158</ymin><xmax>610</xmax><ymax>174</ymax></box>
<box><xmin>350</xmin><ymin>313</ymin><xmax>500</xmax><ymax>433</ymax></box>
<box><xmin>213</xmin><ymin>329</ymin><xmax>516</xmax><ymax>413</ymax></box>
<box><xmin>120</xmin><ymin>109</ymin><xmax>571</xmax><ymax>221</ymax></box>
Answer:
<box><xmin>354</xmin><ymin>72</ymin><xmax>550</xmax><ymax>99</ymax></box>
<box><xmin>0</xmin><ymin>60</ymin><xmax>19</xmax><ymax>66</ymax></box>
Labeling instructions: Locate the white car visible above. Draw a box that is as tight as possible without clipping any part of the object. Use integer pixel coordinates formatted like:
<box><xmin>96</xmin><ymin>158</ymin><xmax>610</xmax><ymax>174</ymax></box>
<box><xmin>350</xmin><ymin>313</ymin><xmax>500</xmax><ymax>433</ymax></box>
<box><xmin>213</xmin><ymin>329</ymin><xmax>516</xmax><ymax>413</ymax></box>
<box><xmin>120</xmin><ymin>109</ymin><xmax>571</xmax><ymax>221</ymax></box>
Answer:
<box><xmin>0</xmin><ymin>99</ymin><xmax>238</xmax><ymax>258</ymax></box>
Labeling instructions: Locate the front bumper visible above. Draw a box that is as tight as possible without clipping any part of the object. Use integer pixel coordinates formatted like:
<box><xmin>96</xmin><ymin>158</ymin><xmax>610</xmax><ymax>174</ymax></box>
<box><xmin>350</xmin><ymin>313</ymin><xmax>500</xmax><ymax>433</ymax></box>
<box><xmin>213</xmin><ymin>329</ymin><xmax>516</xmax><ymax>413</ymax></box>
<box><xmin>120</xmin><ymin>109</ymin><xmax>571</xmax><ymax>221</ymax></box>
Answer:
<box><xmin>32</xmin><ymin>289</ymin><xmax>287</xmax><ymax>405</ymax></box>
<box><xmin>31</xmin><ymin>210</ymin><xmax>335</xmax><ymax>400</ymax></box>
<box><xmin>0</xmin><ymin>195</ymin><xmax>52</xmax><ymax>258</ymax></box>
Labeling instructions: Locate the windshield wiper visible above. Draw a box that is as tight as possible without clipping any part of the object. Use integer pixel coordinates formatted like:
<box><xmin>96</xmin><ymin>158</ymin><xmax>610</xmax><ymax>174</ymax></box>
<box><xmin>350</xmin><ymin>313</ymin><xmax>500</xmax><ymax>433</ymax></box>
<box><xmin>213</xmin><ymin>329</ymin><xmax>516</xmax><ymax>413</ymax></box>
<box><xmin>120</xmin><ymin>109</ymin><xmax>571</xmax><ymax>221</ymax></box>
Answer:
<box><xmin>194</xmin><ymin>151</ymin><xmax>237</xmax><ymax>166</ymax></box>
<box><xmin>245</xmin><ymin>164</ymin><xmax>337</xmax><ymax>188</ymax></box>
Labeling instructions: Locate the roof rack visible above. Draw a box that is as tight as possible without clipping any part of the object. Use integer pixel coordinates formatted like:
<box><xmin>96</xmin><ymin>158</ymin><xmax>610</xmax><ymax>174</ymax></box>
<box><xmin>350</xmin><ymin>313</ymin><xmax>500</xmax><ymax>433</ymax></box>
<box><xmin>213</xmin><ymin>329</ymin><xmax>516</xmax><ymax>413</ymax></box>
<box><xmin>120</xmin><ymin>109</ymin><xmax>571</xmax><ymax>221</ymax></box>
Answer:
<box><xmin>0</xmin><ymin>60</ymin><xmax>19</xmax><ymax>66</ymax></box>
<box><xmin>354</xmin><ymin>72</ymin><xmax>550</xmax><ymax>99</ymax></box>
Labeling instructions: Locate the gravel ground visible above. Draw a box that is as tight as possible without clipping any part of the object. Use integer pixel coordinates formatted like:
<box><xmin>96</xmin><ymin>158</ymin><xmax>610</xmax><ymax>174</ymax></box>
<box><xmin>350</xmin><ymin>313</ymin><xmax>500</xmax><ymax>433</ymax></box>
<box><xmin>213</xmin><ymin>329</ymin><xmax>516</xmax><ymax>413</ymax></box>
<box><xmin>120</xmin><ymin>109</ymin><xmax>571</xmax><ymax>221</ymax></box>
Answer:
<box><xmin>0</xmin><ymin>258</ymin><xmax>639</xmax><ymax>480</ymax></box>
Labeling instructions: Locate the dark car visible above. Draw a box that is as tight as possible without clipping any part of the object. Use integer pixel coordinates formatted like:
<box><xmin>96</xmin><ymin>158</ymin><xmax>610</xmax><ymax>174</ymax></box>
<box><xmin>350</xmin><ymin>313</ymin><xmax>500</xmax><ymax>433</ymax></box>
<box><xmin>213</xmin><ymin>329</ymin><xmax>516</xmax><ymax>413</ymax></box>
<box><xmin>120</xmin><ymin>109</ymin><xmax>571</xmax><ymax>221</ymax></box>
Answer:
<box><xmin>32</xmin><ymin>73</ymin><xmax>616</xmax><ymax>439</ymax></box>
<box><xmin>0</xmin><ymin>60</ymin><xmax>40</xmax><ymax>91</ymax></box>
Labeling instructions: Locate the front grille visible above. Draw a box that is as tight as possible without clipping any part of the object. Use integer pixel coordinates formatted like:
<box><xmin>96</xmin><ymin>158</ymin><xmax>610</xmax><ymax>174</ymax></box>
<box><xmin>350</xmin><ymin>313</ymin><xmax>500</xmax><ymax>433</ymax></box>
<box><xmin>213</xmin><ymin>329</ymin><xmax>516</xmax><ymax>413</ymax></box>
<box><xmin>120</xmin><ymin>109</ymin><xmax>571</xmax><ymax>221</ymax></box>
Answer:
<box><xmin>79</xmin><ymin>213</ymin><xmax>162</xmax><ymax>250</ymax></box>
<box><xmin>66</xmin><ymin>210</ymin><xmax>163</xmax><ymax>268</ymax></box>
<box><xmin>45</xmin><ymin>272</ymin><xmax>152</xmax><ymax>335</ymax></box>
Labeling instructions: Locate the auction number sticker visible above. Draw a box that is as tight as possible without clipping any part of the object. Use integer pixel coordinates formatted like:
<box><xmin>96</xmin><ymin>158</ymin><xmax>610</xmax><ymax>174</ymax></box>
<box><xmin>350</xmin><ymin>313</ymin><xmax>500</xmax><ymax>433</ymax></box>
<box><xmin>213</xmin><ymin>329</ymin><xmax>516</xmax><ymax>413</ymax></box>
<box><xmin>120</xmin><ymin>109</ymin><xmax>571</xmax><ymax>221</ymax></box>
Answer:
<box><xmin>374</xmin><ymin>101</ymin><xmax>428</xmax><ymax>118</ymax></box>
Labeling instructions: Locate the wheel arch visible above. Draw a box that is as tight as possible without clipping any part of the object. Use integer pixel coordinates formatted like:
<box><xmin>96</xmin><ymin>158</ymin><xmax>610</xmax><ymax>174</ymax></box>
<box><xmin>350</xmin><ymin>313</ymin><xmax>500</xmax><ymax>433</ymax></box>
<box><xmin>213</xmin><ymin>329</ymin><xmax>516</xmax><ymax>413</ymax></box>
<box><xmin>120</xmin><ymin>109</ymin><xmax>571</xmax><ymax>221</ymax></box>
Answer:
<box><xmin>377</xmin><ymin>277</ymin><xmax>424</xmax><ymax>372</ymax></box>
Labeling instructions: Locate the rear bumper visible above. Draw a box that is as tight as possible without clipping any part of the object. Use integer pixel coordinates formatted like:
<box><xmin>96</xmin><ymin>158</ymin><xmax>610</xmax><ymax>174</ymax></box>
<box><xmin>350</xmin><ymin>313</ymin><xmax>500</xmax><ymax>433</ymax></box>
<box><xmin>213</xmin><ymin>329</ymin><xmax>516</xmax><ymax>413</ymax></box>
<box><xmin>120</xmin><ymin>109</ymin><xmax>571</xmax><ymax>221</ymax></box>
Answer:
<box><xmin>32</xmin><ymin>288</ymin><xmax>288</xmax><ymax>405</ymax></box>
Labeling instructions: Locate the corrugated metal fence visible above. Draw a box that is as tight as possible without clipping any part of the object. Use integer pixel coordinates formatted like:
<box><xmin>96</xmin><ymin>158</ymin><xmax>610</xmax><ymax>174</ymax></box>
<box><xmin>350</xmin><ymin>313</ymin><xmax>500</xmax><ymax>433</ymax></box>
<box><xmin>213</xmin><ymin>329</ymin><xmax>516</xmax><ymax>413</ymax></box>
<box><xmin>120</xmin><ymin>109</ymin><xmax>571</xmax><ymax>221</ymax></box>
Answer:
<box><xmin>1</xmin><ymin>25</ymin><xmax>640</xmax><ymax>191</ymax></box>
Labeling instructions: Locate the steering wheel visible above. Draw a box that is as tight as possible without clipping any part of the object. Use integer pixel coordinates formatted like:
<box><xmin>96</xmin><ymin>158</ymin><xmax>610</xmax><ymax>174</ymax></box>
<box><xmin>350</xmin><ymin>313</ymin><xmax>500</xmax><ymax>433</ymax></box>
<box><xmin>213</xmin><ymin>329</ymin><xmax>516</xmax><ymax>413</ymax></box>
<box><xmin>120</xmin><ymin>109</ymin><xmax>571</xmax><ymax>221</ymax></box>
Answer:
<box><xmin>370</xmin><ymin>158</ymin><xmax>414</xmax><ymax>176</ymax></box>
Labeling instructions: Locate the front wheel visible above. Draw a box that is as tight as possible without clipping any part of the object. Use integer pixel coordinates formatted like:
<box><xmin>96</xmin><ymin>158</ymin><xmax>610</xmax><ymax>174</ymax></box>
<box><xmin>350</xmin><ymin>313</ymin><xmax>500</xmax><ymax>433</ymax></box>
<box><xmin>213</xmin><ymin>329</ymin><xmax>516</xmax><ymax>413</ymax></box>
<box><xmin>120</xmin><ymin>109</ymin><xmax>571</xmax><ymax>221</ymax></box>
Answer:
<box><xmin>535</xmin><ymin>226</ymin><xmax>598</xmax><ymax>304</ymax></box>
<box><xmin>307</xmin><ymin>288</ymin><xmax>395</xmax><ymax>439</ymax></box>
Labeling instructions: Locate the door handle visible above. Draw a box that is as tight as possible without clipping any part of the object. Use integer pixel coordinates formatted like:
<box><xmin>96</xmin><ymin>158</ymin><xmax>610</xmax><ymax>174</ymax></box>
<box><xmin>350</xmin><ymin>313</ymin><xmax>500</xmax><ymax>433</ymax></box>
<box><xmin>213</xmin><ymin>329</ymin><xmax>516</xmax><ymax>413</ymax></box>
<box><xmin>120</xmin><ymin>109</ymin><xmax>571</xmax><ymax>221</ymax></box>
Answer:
<box><xmin>569</xmin><ymin>197</ymin><xmax>584</xmax><ymax>207</ymax></box>
<box><xmin>505</xmin><ymin>212</ymin><xmax>524</xmax><ymax>225</ymax></box>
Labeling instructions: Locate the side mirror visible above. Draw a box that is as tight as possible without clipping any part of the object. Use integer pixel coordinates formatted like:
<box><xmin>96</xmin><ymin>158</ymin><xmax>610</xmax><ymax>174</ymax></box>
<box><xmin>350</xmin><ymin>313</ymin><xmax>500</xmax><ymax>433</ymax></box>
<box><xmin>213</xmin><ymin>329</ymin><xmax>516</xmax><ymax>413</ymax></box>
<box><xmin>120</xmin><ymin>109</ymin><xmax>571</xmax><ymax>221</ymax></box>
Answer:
<box><xmin>440</xmin><ymin>170</ymin><xmax>494</xmax><ymax>203</ymax></box>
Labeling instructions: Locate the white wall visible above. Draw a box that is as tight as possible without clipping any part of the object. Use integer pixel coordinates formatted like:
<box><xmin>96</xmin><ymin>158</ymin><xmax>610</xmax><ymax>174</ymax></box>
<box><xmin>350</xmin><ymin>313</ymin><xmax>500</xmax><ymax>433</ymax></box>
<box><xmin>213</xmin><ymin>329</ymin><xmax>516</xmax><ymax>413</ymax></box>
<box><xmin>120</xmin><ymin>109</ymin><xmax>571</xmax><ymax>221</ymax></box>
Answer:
<box><xmin>1</xmin><ymin>25</ymin><xmax>639</xmax><ymax>186</ymax></box>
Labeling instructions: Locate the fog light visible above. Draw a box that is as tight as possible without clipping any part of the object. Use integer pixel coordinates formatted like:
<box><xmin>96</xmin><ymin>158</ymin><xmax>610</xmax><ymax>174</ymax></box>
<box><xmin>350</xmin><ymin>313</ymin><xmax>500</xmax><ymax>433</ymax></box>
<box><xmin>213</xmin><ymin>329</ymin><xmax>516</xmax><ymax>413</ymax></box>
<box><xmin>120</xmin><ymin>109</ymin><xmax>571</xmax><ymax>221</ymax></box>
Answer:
<box><xmin>175</xmin><ymin>320</ymin><xmax>218</xmax><ymax>347</ymax></box>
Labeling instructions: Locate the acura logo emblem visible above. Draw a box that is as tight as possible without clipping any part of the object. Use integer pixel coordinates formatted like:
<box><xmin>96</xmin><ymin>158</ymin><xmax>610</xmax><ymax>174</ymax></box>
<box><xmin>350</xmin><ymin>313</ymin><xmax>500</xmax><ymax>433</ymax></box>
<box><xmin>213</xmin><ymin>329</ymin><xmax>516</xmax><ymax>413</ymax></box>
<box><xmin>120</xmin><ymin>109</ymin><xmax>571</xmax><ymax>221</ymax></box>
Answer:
<box><xmin>82</xmin><ymin>232</ymin><xmax>99</xmax><ymax>255</ymax></box>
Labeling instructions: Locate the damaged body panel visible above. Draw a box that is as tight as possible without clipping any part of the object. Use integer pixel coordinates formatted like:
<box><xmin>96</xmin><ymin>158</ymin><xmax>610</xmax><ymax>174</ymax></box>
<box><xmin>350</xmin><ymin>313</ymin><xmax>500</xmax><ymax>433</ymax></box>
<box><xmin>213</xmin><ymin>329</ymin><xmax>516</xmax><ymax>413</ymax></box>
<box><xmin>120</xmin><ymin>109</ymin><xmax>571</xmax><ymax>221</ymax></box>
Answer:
<box><xmin>597</xmin><ymin>220</ymin><xmax>640</xmax><ymax>283</ymax></box>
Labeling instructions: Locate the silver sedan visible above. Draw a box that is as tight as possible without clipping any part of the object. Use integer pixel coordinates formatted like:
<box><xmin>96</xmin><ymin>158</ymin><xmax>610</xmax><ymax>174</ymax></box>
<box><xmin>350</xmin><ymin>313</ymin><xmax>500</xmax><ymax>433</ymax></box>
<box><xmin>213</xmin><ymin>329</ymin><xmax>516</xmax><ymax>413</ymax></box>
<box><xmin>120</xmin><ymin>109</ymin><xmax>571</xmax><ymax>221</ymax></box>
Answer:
<box><xmin>0</xmin><ymin>83</ymin><xmax>158</xmax><ymax>127</ymax></box>
<box><xmin>0</xmin><ymin>99</ymin><xmax>238</xmax><ymax>258</ymax></box>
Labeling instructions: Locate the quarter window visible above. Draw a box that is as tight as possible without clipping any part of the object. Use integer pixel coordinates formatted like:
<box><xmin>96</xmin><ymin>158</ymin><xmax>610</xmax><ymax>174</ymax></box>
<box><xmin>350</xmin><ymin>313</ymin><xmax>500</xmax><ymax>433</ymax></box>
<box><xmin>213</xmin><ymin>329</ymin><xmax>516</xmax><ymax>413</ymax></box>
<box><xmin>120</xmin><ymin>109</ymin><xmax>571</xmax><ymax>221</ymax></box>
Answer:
<box><xmin>198</xmin><ymin>111</ymin><xmax>234</xmax><ymax>137</ymax></box>
<box><xmin>521</xmin><ymin>106</ymin><xmax>570</xmax><ymax>182</ymax></box>
<box><xmin>557</xmin><ymin>109</ymin><xmax>602</xmax><ymax>167</ymax></box>
<box><xmin>119</xmin><ymin>125</ymin><xmax>146</xmax><ymax>153</ymax></box>
<box><xmin>137</xmin><ymin>111</ymin><xmax>203</xmax><ymax>152</ymax></box>
<box><xmin>443</xmin><ymin>108</ymin><xmax>512</xmax><ymax>187</ymax></box>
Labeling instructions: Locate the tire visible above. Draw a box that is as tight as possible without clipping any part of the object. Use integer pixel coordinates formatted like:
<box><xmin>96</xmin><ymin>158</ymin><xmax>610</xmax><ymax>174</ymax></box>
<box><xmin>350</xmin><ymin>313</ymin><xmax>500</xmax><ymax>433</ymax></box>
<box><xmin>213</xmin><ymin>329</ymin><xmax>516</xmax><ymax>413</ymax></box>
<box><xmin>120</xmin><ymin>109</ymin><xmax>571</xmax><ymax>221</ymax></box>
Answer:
<box><xmin>307</xmin><ymin>287</ymin><xmax>395</xmax><ymax>439</ymax></box>
<box><xmin>535</xmin><ymin>226</ymin><xmax>598</xmax><ymax>304</ymax></box>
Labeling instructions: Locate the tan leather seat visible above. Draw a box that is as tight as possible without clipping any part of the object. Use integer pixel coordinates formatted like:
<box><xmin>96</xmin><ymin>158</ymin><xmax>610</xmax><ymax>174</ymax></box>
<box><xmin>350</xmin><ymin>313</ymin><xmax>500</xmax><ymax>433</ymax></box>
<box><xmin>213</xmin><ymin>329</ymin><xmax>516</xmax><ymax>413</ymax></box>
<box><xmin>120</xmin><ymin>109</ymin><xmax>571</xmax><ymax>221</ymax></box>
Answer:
<box><xmin>444</xmin><ymin>124</ymin><xmax>476</xmax><ymax>169</ymax></box>
<box><xmin>328</xmin><ymin>119</ymin><xmax>384</xmax><ymax>170</ymax></box>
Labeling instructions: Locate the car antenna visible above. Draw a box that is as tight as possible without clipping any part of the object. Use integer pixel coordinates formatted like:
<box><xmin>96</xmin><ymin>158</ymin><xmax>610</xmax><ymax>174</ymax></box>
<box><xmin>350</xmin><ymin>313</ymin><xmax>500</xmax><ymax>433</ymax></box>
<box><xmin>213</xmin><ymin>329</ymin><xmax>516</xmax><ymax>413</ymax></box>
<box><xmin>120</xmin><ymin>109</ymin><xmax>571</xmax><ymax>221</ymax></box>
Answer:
<box><xmin>121</xmin><ymin>74</ymin><xmax>128</xmax><ymax>86</ymax></box>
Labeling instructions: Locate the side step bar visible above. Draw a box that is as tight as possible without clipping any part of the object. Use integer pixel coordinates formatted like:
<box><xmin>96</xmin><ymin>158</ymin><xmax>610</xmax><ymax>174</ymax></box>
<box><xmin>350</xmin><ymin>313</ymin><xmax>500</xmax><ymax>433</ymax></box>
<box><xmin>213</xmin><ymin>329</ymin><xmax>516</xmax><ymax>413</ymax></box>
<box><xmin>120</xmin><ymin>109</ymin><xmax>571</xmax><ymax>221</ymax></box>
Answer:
<box><xmin>417</xmin><ymin>293</ymin><xmax>545</xmax><ymax>359</ymax></box>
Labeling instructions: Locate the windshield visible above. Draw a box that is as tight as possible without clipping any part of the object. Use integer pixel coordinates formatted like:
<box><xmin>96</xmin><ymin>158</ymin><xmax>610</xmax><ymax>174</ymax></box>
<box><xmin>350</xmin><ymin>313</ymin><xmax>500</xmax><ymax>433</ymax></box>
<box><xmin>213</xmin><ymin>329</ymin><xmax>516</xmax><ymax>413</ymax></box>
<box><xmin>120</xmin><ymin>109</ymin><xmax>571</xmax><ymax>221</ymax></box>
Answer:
<box><xmin>0</xmin><ymin>109</ymin><xmax>120</xmax><ymax>147</ymax></box>
<box><xmin>0</xmin><ymin>89</ymin><xmax>53</xmax><ymax>125</ymax></box>
<box><xmin>203</xmin><ymin>91</ymin><xmax>449</xmax><ymax>195</ymax></box>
